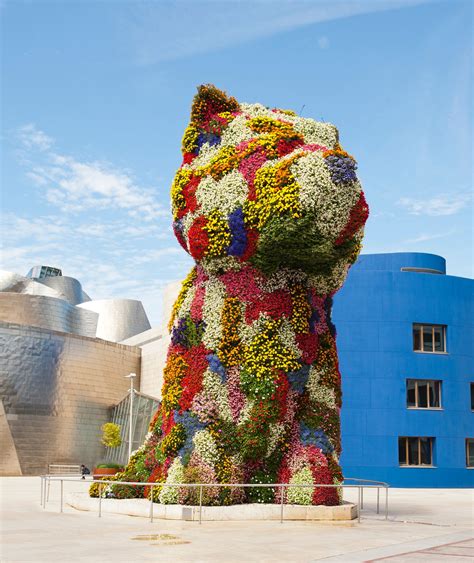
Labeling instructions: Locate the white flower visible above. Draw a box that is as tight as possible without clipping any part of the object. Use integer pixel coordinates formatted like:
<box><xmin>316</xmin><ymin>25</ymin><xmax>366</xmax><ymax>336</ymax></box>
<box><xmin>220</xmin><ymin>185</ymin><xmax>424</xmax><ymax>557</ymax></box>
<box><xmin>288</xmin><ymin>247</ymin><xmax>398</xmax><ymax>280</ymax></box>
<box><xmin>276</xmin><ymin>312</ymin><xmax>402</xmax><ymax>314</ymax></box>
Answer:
<box><xmin>201</xmin><ymin>277</ymin><xmax>226</xmax><ymax>348</ymax></box>
<box><xmin>202</xmin><ymin>368</ymin><xmax>232</xmax><ymax>422</ymax></box>
<box><xmin>287</xmin><ymin>466</ymin><xmax>314</xmax><ymax>505</ymax></box>
<box><xmin>159</xmin><ymin>457</ymin><xmax>184</xmax><ymax>504</ymax></box>
<box><xmin>291</xmin><ymin>153</ymin><xmax>360</xmax><ymax>240</ymax></box>
<box><xmin>193</xmin><ymin>430</ymin><xmax>219</xmax><ymax>466</ymax></box>
<box><xmin>220</xmin><ymin>114</ymin><xmax>254</xmax><ymax>147</ymax></box>
<box><xmin>196</xmin><ymin>170</ymin><xmax>248</xmax><ymax>215</ymax></box>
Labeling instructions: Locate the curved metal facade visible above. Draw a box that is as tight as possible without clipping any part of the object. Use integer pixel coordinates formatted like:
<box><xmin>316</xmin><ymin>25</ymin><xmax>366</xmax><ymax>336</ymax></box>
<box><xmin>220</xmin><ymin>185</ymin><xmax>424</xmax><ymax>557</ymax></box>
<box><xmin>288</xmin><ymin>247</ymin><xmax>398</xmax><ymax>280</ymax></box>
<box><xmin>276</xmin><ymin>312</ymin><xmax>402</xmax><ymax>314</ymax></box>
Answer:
<box><xmin>0</xmin><ymin>270</ymin><xmax>62</xmax><ymax>299</ymax></box>
<box><xmin>0</xmin><ymin>322</ymin><xmax>141</xmax><ymax>475</ymax></box>
<box><xmin>0</xmin><ymin>294</ymin><xmax>98</xmax><ymax>338</ymax></box>
<box><xmin>78</xmin><ymin>299</ymin><xmax>151</xmax><ymax>343</ymax></box>
<box><xmin>333</xmin><ymin>253</ymin><xmax>473</xmax><ymax>487</ymax></box>
<box><xmin>36</xmin><ymin>275</ymin><xmax>91</xmax><ymax>305</ymax></box>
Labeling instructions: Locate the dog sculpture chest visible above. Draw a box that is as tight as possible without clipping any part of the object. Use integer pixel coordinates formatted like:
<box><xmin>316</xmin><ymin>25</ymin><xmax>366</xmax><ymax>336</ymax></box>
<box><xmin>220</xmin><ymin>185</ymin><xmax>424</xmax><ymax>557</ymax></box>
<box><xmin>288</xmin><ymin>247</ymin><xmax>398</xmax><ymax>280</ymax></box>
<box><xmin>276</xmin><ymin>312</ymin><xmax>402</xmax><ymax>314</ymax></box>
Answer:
<box><xmin>134</xmin><ymin>86</ymin><xmax>368</xmax><ymax>506</ymax></box>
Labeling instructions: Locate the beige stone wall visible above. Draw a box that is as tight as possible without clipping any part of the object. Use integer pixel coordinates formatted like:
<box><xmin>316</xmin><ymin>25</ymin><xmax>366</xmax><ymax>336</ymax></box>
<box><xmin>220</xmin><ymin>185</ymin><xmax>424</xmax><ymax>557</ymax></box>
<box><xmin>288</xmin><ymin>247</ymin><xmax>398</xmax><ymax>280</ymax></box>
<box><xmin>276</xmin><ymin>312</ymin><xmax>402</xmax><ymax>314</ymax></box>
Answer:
<box><xmin>0</xmin><ymin>322</ymin><xmax>141</xmax><ymax>475</ymax></box>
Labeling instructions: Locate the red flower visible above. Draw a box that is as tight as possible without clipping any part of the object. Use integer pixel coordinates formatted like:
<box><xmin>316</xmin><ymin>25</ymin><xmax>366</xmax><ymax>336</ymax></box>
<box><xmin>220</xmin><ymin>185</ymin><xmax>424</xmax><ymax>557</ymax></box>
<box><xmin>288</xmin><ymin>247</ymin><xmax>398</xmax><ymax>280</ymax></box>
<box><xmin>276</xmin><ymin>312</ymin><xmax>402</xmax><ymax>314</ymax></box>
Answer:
<box><xmin>335</xmin><ymin>192</ymin><xmax>369</xmax><ymax>245</ymax></box>
<box><xmin>182</xmin><ymin>152</ymin><xmax>197</xmax><ymax>165</ymax></box>
<box><xmin>188</xmin><ymin>216</ymin><xmax>209</xmax><ymax>260</ymax></box>
<box><xmin>240</xmin><ymin>228</ymin><xmax>259</xmax><ymax>261</ymax></box>
<box><xmin>179</xmin><ymin>344</ymin><xmax>210</xmax><ymax>411</ymax></box>
<box><xmin>277</xmin><ymin>138</ymin><xmax>304</xmax><ymax>157</ymax></box>
<box><xmin>245</xmin><ymin>289</ymin><xmax>292</xmax><ymax>323</ymax></box>
<box><xmin>296</xmin><ymin>332</ymin><xmax>319</xmax><ymax>364</ymax></box>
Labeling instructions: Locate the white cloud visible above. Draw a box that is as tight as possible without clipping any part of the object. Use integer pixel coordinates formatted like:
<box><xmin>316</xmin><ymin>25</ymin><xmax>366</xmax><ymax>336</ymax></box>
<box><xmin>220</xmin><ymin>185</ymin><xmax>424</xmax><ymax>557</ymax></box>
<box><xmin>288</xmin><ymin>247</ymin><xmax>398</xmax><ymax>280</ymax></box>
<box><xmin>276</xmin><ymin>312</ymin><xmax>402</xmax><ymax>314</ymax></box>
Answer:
<box><xmin>398</xmin><ymin>193</ymin><xmax>471</xmax><ymax>216</ymax></box>
<box><xmin>403</xmin><ymin>231</ymin><xmax>455</xmax><ymax>244</ymax></box>
<box><xmin>17</xmin><ymin>125</ymin><xmax>166</xmax><ymax>221</ymax></box>
<box><xmin>317</xmin><ymin>36</ymin><xmax>329</xmax><ymax>49</ymax></box>
<box><xmin>18</xmin><ymin>123</ymin><xmax>54</xmax><ymax>151</ymax></box>
<box><xmin>127</xmin><ymin>0</ymin><xmax>428</xmax><ymax>65</ymax></box>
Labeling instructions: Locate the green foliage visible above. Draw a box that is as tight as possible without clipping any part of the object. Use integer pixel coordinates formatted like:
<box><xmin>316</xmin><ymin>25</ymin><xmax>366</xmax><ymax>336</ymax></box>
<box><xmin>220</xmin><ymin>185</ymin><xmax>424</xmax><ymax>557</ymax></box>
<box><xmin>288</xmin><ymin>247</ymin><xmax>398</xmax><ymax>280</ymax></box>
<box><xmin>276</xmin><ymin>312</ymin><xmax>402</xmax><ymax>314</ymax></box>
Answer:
<box><xmin>251</xmin><ymin>214</ymin><xmax>358</xmax><ymax>275</ymax></box>
<box><xmin>95</xmin><ymin>463</ymin><xmax>123</xmax><ymax>469</ymax></box>
<box><xmin>101</xmin><ymin>423</ymin><xmax>122</xmax><ymax>448</ymax></box>
<box><xmin>246</xmin><ymin>470</ymin><xmax>276</xmax><ymax>503</ymax></box>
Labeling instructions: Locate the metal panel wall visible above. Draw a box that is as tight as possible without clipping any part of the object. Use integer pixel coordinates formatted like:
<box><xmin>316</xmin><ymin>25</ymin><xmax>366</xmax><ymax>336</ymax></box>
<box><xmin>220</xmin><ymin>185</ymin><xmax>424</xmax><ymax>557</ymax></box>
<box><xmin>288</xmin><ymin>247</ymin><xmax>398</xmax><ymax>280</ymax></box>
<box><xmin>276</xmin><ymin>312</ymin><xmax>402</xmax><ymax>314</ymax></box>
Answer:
<box><xmin>0</xmin><ymin>322</ymin><xmax>141</xmax><ymax>475</ymax></box>
<box><xmin>0</xmin><ymin>293</ymin><xmax>98</xmax><ymax>338</ymax></box>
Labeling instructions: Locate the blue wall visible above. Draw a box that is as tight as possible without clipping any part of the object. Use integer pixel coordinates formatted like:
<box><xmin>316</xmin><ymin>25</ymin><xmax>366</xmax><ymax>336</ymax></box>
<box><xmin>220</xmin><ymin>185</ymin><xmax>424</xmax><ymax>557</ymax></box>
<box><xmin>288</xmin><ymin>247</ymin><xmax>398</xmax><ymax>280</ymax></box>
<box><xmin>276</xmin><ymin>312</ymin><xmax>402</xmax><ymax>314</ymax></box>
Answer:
<box><xmin>333</xmin><ymin>253</ymin><xmax>473</xmax><ymax>487</ymax></box>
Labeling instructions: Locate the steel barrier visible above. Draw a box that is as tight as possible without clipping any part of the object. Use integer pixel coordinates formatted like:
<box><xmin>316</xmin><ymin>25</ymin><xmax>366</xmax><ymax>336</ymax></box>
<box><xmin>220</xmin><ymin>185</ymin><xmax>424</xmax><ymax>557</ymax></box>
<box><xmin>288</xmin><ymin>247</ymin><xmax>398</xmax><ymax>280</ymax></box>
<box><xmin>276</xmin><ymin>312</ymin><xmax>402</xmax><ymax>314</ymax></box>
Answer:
<box><xmin>39</xmin><ymin>475</ymin><xmax>389</xmax><ymax>524</ymax></box>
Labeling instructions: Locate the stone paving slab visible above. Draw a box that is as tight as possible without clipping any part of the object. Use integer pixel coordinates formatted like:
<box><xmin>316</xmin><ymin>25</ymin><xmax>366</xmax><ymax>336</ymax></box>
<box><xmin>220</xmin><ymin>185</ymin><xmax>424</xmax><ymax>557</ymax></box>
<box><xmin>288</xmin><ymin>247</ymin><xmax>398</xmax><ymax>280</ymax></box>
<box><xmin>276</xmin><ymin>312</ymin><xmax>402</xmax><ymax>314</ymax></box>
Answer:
<box><xmin>1</xmin><ymin>477</ymin><xmax>473</xmax><ymax>562</ymax></box>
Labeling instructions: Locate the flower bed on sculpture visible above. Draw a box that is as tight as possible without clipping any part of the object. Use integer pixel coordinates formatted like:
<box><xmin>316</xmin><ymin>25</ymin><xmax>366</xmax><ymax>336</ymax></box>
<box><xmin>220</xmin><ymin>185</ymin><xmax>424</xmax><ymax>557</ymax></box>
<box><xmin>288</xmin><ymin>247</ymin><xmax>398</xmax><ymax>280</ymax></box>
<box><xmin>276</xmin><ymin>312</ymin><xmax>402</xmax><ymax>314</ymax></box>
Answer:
<box><xmin>93</xmin><ymin>85</ymin><xmax>369</xmax><ymax>507</ymax></box>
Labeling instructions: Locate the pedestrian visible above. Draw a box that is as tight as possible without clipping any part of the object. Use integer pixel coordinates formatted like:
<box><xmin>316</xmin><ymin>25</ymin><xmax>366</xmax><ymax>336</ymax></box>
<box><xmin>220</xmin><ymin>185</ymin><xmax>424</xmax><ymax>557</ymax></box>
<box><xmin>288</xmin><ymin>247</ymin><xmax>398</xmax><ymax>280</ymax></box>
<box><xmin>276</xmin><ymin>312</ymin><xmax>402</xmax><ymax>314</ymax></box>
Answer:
<box><xmin>80</xmin><ymin>464</ymin><xmax>90</xmax><ymax>479</ymax></box>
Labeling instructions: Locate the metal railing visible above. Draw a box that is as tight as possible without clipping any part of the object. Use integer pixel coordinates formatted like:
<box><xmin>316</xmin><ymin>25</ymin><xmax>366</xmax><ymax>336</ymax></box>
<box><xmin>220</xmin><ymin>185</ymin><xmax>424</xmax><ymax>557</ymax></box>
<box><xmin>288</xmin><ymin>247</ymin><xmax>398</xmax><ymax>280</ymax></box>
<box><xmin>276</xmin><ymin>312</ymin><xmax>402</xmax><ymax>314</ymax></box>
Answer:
<box><xmin>40</xmin><ymin>475</ymin><xmax>389</xmax><ymax>524</ymax></box>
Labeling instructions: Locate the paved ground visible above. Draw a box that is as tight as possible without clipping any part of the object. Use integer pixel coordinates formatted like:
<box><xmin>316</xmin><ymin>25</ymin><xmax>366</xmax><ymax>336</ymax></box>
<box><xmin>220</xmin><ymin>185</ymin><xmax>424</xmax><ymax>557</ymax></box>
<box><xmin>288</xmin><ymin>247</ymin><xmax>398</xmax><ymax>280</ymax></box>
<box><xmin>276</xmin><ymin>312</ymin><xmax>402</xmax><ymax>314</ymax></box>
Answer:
<box><xmin>1</xmin><ymin>477</ymin><xmax>472</xmax><ymax>562</ymax></box>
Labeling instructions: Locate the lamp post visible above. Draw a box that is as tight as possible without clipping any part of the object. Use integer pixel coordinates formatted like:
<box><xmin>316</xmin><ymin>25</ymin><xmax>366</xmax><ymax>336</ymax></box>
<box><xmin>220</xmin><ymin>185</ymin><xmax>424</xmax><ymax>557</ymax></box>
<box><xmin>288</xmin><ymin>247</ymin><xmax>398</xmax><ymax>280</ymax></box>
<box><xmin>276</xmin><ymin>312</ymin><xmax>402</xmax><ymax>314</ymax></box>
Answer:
<box><xmin>125</xmin><ymin>373</ymin><xmax>136</xmax><ymax>462</ymax></box>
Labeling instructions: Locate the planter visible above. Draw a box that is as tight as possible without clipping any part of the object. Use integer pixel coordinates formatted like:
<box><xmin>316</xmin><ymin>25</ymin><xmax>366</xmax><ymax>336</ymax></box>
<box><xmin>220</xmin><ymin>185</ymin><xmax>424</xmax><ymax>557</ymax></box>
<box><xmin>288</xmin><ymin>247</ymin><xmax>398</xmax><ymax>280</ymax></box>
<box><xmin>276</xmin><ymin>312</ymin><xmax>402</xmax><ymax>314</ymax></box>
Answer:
<box><xmin>92</xmin><ymin>467</ymin><xmax>123</xmax><ymax>480</ymax></box>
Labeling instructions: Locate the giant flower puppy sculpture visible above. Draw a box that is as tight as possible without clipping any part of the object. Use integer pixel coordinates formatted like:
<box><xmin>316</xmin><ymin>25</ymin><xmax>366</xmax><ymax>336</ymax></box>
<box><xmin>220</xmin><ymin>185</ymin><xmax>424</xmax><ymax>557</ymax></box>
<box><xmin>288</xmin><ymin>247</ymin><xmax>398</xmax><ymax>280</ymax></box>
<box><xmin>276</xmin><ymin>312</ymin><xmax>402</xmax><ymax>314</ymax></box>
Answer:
<box><xmin>110</xmin><ymin>85</ymin><xmax>369</xmax><ymax>506</ymax></box>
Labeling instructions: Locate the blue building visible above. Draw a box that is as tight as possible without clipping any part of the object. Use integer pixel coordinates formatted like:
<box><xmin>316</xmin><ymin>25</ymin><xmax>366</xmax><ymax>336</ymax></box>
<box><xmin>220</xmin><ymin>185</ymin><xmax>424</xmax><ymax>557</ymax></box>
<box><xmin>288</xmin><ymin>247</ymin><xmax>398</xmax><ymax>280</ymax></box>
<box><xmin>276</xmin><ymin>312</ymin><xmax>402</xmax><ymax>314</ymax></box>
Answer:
<box><xmin>334</xmin><ymin>253</ymin><xmax>473</xmax><ymax>487</ymax></box>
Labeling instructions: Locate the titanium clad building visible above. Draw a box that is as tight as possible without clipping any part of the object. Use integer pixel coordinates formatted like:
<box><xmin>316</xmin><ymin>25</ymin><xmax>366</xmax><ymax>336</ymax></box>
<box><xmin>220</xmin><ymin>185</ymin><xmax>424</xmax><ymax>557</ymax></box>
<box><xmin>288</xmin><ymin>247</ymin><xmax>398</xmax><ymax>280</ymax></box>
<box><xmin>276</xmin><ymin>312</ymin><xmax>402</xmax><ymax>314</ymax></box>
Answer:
<box><xmin>0</xmin><ymin>266</ymin><xmax>152</xmax><ymax>475</ymax></box>
<box><xmin>333</xmin><ymin>253</ymin><xmax>473</xmax><ymax>487</ymax></box>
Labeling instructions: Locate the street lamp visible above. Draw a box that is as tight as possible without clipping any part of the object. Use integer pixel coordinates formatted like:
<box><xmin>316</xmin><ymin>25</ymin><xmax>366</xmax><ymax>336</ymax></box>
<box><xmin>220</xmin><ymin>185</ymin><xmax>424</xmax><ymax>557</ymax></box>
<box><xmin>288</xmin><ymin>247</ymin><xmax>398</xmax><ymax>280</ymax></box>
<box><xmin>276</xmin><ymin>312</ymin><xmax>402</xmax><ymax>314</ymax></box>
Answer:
<box><xmin>125</xmin><ymin>372</ymin><xmax>136</xmax><ymax>462</ymax></box>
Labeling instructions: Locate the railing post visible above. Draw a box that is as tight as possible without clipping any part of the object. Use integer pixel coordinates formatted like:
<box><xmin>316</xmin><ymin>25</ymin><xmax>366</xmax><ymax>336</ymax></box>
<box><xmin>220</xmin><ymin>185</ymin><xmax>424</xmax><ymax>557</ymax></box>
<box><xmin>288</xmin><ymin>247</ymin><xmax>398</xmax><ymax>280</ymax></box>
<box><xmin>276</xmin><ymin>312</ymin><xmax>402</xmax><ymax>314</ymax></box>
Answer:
<box><xmin>98</xmin><ymin>483</ymin><xmax>102</xmax><ymax>518</ymax></box>
<box><xmin>357</xmin><ymin>487</ymin><xmax>361</xmax><ymax>523</ymax></box>
<box><xmin>149</xmin><ymin>485</ymin><xmax>154</xmax><ymax>523</ymax></box>
<box><xmin>361</xmin><ymin>486</ymin><xmax>364</xmax><ymax>509</ymax></box>
<box><xmin>60</xmin><ymin>479</ymin><xmax>63</xmax><ymax>513</ymax></box>
<box><xmin>376</xmin><ymin>487</ymin><xmax>380</xmax><ymax>514</ymax></box>
<box><xmin>40</xmin><ymin>477</ymin><xmax>43</xmax><ymax>506</ymax></box>
<box><xmin>385</xmin><ymin>487</ymin><xmax>388</xmax><ymax>520</ymax></box>
<box><xmin>198</xmin><ymin>485</ymin><xmax>203</xmax><ymax>525</ymax></box>
<box><xmin>47</xmin><ymin>476</ymin><xmax>51</xmax><ymax>502</ymax></box>
<box><xmin>280</xmin><ymin>485</ymin><xmax>284</xmax><ymax>524</ymax></box>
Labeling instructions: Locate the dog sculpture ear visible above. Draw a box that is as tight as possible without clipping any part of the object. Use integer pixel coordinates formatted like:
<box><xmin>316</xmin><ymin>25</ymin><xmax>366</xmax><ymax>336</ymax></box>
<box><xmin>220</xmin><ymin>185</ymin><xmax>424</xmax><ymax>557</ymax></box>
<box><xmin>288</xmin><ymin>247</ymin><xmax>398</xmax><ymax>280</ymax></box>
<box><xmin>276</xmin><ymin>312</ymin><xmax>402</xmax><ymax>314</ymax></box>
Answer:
<box><xmin>190</xmin><ymin>84</ymin><xmax>239</xmax><ymax>129</ymax></box>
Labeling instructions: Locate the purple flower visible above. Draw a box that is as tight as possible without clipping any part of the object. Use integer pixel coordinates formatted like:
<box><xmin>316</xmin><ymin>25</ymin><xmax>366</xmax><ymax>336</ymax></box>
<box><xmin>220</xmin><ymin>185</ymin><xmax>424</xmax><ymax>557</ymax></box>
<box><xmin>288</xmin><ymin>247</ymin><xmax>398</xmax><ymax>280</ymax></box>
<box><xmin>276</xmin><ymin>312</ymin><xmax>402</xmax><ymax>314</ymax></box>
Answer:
<box><xmin>325</xmin><ymin>155</ymin><xmax>357</xmax><ymax>185</ymax></box>
<box><xmin>228</xmin><ymin>208</ymin><xmax>247</xmax><ymax>257</ymax></box>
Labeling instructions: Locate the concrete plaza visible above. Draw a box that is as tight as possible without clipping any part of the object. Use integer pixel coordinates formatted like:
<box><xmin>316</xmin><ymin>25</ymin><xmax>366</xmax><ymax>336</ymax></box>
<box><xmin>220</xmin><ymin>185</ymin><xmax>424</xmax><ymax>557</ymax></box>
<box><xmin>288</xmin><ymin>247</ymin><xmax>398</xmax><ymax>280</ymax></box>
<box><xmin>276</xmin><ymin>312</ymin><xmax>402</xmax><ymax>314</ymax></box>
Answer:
<box><xmin>1</xmin><ymin>477</ymin><xmax>473</xmax><ymax>562</ymax></box>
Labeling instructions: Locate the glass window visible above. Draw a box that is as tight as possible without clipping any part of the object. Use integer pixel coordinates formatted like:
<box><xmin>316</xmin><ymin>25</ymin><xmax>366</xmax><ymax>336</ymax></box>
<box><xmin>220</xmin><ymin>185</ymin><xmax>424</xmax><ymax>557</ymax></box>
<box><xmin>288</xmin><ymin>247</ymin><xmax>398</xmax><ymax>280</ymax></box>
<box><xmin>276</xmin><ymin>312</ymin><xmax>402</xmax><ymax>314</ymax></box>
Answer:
<box><xmin>466</xmin><ymin>439</ymin><xmax>474</xmax><ymax>468</ymax></box>
<box><xmin>406</xmin><ymin>380</ymin><xmax>416</xmax><ymax>408</ymax></box>
<box><xmin>413</xmin><ymin>324</ymin><xmax>446</xmax><ymax>353</ymax></box>
<box><xmin>406</xmin><ymin>380</ymin><xmax>442</xmax><ymax>409</ymax></box>
<box><xmin>471</xmin><ymin>383</ymin><xmax>474</xmax><ymax>411</ymax></box>
<box><xmin>399</xmin><ymin>437</ymin><xmax>434</xmax><ymax>466</ymax></box>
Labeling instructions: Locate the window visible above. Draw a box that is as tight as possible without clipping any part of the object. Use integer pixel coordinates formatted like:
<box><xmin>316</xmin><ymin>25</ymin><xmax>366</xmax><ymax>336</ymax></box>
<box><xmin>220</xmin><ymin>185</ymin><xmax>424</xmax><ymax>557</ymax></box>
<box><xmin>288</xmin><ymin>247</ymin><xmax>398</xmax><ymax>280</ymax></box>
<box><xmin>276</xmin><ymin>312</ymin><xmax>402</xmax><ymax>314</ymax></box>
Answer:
<box><xmin>406</xmin><ymin>379</ymin><xmax>441</xmax><ymax>409</ymax></box>
<box><xmin>399</xmin><ymin>437</ymin><xmax>434</xmax><ymax>466</ymax></box>
<box><xmin>471</xmin><ymin>383</ymin><xmax>474</xmax><ymax>411</ymax></box>
<box><xmin>466</xmin><ymin>439</ymin><xmax>474</xmax><ymax>468</ymax></box>
<box><xmin>413</xmin><ymin>324</ymin><xmax>446</xmax><ymax>353</ymax></box>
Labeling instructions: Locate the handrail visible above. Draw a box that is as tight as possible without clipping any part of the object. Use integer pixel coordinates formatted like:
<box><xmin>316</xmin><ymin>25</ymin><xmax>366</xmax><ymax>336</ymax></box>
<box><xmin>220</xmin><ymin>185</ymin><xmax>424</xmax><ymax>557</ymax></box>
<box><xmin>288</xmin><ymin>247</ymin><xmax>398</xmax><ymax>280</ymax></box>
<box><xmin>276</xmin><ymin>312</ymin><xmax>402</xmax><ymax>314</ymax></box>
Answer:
<box><xmin>40</xmin><ymin>475</ymin><xmax>389</xmax><ymax>524</ymax></box>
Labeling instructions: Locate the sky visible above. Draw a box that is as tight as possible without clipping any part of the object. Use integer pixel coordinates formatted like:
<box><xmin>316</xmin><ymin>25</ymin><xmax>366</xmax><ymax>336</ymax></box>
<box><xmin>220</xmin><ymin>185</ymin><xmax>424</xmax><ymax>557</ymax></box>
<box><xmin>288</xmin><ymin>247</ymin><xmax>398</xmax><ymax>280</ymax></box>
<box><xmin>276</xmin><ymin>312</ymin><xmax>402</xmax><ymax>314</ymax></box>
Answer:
<box><xmin>1</xmin><ymin>0</ymin><xmax>472</xmax><ymax>326</ymax></box>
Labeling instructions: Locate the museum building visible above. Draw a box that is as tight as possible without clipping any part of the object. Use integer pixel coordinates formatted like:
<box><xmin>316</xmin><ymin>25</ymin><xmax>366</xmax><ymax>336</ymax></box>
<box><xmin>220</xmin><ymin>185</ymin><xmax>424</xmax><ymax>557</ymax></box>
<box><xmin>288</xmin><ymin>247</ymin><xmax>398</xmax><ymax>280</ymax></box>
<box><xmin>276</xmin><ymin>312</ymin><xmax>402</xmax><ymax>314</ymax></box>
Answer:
<box><xmin>1</xmin><ymin>253</ymin><xmax>472</xmax><ymax>486</ymax></box>
<box><xmin>333</xmin><ymin>253</ymin><xmax>473</xmax><ymax>487</ymax></box>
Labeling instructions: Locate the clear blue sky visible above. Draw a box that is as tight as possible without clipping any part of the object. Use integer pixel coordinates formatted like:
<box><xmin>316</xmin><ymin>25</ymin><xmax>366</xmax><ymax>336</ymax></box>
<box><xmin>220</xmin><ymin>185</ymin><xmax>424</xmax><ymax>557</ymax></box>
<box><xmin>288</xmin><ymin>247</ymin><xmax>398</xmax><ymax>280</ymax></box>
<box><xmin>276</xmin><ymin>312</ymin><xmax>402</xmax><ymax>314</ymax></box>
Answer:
<box><xmin>1</xmin><ymin>0</ymin><xmax>472</xmax><ymax>325</ymax></box>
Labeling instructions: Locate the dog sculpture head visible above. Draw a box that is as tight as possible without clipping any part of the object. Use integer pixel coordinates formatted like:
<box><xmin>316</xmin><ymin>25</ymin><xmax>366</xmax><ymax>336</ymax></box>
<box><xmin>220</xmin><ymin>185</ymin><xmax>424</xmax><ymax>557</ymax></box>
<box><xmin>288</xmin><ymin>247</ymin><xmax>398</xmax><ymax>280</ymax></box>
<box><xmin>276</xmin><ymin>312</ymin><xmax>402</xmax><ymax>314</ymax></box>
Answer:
<box><xmin>171</xmin><ymin>85</ymin><xmax>368</xmax><ymax>285</ymax></box>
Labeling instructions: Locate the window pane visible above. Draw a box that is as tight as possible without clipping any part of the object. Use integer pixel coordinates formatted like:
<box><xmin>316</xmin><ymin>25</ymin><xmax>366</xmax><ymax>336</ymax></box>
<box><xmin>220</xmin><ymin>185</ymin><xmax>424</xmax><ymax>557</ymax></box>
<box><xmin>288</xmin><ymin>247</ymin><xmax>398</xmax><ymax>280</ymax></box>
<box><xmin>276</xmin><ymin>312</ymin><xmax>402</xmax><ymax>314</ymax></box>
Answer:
<box><xmin>470</xmin><ymin>383</ymin><xmax>474</xmax><ymax>411</ymax></box>
<box><xmin>423</xmin><ymin>326</ymin><xmax>433</xmax><ymax>352</ymax></box>
<box><xmin>433</xmin><ymin>326</ymin><xmax>444</xmax><ymax>352</ymax></box>
<box><xmin>429</xmin><ymin>381</ymin><xmax>440</xmax><ymax>408</ymax></box>
<box><xmin>420</xmin><ymin>437</ymin><xmax>432</xmax><ymax>465</ymax></box>
<box><xmin>408</xmin><ymin>437</ymin><xmax>419</xmax><ymax>465</ymax></box>
<box><xmin>407</xmin><ymin>380</ymin><xmax>416</xmax><ymax>407</ymax></box>
<box><xmin>467</xmin><ymin>440</ymin><xmax>474</xmax><ymax>468</ymax></box>
<box><xmin>398</xmin><ymin>438</ymin><xmax>407</xmax><ymax>465</ymax></box>
<box><xmin>418</xmin><ymin>382</ymin><xmax>428</xmax><ymax>408</ymax></box>
<box><xmin>413</xmin><ymin>326</ymin><xmax>421</xmax><ymax>351</ymax></box>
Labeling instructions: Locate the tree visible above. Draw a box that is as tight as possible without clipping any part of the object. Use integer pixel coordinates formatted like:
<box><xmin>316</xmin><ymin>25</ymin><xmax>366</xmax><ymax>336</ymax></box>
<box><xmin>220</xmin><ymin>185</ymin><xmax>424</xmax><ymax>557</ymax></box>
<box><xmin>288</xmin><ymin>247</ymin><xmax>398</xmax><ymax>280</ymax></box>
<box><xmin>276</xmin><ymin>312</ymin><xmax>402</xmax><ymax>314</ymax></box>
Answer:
<box><xmin>101</xmin><ymin>423</ymin><xmax>122</xmax><ymax>448</ymax></box>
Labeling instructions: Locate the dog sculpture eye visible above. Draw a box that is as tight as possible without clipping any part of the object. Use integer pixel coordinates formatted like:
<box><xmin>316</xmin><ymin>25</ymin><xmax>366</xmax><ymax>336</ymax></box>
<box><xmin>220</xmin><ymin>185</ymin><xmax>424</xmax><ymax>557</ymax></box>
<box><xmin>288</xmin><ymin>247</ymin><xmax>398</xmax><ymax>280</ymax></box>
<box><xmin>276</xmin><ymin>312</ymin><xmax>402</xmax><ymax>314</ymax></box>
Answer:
<box><xmin>110</xmin><ymin>85</ymin><xmax>369</xmax><ymax>508</ymax></box>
